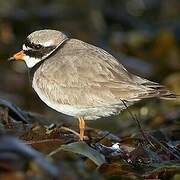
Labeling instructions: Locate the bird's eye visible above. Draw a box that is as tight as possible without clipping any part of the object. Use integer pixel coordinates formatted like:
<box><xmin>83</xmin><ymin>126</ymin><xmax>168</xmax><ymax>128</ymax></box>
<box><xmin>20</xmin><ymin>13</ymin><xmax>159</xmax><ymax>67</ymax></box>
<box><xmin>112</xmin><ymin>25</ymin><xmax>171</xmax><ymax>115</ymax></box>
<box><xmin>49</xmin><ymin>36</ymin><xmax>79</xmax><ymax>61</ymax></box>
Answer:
<box><xmin>35</xmin><ymin>44</ymin><xmax>42</xmax><ymax>50</ymax></box>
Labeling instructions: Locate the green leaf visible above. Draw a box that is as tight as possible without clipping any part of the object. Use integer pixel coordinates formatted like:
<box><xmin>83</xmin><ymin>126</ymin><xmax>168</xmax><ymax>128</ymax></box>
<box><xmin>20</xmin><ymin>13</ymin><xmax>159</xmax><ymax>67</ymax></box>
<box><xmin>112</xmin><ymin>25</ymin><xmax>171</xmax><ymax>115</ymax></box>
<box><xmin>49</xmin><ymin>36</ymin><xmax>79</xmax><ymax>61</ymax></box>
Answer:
<box><xmin>60</xmin><ymin>142</ymin><xmax>106</xmax><ymax>166</ymax></box>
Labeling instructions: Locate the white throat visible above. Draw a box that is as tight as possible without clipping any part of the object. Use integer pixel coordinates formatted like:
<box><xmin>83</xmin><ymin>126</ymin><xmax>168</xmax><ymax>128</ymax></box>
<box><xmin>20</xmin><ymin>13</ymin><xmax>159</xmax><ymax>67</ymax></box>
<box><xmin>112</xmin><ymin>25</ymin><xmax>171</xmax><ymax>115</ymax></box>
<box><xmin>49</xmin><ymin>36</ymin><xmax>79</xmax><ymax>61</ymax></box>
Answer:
<box><xmin>24</xmin><ymin>55</ymin><xmax>42</xmax><ymax>68</ymax></box>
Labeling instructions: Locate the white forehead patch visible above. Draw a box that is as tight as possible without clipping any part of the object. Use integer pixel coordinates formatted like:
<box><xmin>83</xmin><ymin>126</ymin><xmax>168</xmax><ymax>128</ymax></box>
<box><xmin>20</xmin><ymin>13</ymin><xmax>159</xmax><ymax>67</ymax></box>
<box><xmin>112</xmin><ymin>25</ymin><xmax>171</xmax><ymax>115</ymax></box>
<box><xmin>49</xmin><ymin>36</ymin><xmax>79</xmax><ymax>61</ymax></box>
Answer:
<box><xmin>22</xmin><ymin>44</ymin><xmax>32</xmax><ymax>51</ymax></box>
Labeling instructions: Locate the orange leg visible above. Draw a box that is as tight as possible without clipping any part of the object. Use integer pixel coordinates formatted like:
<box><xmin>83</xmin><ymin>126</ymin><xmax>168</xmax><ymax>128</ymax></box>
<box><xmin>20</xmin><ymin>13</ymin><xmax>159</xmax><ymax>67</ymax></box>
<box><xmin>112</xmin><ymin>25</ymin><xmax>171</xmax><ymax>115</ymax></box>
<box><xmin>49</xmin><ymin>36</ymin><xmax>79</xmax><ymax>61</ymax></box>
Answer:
<box><xmin>78</xmin><ymin>117</ymin><xmax>85</xmax><ymax>141</ymax></box>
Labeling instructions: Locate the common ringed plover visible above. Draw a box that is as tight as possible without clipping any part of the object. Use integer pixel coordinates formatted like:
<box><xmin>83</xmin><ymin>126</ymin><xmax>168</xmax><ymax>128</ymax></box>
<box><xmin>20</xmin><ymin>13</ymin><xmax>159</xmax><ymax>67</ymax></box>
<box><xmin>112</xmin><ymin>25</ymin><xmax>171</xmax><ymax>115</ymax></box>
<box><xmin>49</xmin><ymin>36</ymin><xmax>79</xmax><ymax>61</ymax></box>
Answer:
<box><xmin>9</xmin><ymin>29</ymin><xmax>176</xmax><ymax>140</ymax></box>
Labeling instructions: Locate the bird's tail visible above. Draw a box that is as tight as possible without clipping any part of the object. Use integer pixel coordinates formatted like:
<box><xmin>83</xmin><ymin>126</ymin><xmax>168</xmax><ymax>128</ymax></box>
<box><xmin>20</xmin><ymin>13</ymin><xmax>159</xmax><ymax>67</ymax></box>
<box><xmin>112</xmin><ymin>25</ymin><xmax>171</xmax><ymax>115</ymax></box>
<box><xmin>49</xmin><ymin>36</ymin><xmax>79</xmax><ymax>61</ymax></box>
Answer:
<box><xmin>132</xmin><ymin>75</ymin><xmax>179</xmax><ymax>100</ymax></box>
<box><xmin>144</xmin><ymin>83</ymin><xmax>177</xmax><ymax>100</ymax></box>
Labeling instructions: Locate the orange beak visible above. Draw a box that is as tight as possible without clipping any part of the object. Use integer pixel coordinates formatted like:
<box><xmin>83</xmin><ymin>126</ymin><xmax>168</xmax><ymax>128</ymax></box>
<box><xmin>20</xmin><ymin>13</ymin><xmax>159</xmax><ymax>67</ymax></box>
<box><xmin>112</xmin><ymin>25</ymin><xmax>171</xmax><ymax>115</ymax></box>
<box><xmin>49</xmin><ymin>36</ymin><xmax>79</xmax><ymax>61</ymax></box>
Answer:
<box><xmin>8</xmin><ymin>50</ymin><xmax>25</xmax><ymax>61</ymax></box>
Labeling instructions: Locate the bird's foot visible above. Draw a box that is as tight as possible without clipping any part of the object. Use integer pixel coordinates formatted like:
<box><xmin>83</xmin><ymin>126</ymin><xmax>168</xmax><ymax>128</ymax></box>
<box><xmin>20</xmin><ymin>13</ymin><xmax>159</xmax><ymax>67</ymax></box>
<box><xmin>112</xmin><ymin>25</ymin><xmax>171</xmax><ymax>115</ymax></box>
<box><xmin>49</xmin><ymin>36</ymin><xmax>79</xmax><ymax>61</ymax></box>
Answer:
<box><xmin>79</xmin><ymin>117</ymin><xmax>86</xmax><ymax>141</ymax></box>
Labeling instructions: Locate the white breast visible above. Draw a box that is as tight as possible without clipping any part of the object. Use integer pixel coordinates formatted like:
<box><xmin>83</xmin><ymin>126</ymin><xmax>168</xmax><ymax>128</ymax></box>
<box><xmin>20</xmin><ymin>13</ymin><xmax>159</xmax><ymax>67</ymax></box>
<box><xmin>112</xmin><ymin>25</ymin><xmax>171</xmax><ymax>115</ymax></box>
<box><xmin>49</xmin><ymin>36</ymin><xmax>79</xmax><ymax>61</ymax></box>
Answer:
<box><xmin>32</xmin><ymin>77</ymin><xmax>126</xmax><ymax>120</ymax></box>
<box><xmin>32</xmin><ymin>77</ymin><xmax>81</xmax><ymax>115</ymax></box>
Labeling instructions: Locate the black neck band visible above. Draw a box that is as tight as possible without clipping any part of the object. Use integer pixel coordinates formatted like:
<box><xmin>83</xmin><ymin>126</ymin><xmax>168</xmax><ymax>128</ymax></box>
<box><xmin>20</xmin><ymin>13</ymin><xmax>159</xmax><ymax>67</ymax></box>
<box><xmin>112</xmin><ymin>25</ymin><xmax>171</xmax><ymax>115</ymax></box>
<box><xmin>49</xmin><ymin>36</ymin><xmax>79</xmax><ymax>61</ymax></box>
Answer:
<box><xmin>28</xmin><ymin>38</ymin><xmax>69</xmax><ymax>81</ymax></box>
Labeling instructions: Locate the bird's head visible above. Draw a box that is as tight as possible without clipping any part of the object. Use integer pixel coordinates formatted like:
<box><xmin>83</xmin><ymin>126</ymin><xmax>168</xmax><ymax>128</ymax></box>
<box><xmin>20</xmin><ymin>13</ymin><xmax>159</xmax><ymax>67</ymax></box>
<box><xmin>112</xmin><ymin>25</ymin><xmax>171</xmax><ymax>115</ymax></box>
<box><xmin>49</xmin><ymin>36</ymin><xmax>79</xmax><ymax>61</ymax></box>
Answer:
<box><xmin>9</xmin><ymin>29</ymin><xmax>68</xmax><ymax>68</ymax></box>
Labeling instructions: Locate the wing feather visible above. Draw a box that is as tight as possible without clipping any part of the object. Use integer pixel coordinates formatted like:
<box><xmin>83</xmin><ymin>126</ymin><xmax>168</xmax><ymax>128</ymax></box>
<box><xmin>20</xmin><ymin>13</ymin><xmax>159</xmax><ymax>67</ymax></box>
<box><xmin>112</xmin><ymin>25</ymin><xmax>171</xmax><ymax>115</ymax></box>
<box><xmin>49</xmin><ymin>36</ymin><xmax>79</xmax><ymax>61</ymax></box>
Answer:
<box><xmin>33</xmin><ymin>39</ymin><xmax>175</xmax><ymax>107</ymax></box>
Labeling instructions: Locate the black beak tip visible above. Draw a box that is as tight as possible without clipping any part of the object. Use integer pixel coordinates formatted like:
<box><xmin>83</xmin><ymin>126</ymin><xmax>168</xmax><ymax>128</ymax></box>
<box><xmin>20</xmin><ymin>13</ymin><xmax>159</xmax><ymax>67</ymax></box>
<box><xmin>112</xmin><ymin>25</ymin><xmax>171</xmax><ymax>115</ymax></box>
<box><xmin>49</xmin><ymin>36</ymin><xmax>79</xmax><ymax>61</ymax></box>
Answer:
<box><xmin>8</xmin><ymin>57</ymin><xmax>15</xmax><ymax>61</ymax></box>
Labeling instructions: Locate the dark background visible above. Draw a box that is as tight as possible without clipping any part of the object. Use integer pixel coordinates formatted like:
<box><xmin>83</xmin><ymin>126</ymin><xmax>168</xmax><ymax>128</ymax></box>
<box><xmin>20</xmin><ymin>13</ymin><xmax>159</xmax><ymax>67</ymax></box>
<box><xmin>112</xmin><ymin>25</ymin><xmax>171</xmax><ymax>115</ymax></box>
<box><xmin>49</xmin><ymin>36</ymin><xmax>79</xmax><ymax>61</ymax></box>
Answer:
<box><xmin>0</xmin><ymin>0</ymin><xmax>179</xmax><ymax>134</ymax></box>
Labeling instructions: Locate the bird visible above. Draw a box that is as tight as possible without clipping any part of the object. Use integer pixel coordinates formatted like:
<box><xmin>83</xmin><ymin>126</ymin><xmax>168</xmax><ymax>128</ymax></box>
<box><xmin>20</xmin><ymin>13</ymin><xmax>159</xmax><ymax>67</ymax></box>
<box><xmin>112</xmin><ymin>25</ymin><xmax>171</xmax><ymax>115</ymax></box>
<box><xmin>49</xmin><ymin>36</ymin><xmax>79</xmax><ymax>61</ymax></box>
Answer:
<box><xmin>9</xmin><ymin>29</ymin><xmax>176</xmax><ymax>140</ymax></box>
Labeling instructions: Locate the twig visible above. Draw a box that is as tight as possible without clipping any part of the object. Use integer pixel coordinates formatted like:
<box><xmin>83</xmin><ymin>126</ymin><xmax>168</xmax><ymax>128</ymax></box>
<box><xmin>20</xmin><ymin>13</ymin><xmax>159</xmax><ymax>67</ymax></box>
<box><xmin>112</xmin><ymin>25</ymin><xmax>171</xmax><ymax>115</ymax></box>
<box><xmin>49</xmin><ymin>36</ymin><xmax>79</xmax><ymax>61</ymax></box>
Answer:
<box><xmin>25</xmin><ymin>139</ymin><xmax>63</xmax><ymax>145</ymax></box>
<box><xmin>60</xmin><ymin>126</ymin><xmax>80</xmax><ymax>138</ymax></box>
<box><xmin>121</xmin><ymin>100</ymin><xmax>156</xmax><ymax>149</ymax></box>
<box><xmin>48</xmin><ymin>146</ymin><xmax>62</xmax><ymax>157</ymax></box>
<box><xmin>60</xmin><ymin>126</ymin><xmax>89</xmax><ymax>140</ymax></box>
<box><xmin>93</xmin><ymin>132</ymin><xmax>111</xmax><ymax>144</ymax></box>
<box><xmin>147</xmin><ymin>134</ymin><xmax>180</xmax><ymax>160</ymax></box>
